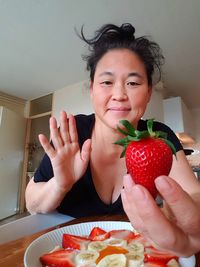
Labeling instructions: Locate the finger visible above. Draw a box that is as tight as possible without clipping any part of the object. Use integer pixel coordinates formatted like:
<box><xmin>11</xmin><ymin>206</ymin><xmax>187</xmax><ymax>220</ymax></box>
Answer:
<box><xmin>155</xmin><ymin>176</ymin><xmax>200</xmax><ymax>233</ymax></box>
<box><xmin>49</xmin><ymin>116</ymin><xmax>63</xmax><ymax>149</ymax></box>
<box><xmin>122</xmin><ymin>174</ymin><xmax>145</xmax><ymax>231</ymax></box>
<box><xmin>38</xmin><ymin>134</ymin><xmax>56</xmax><ymax>159</ymax></box>
<box><xmin>81</xmin><ymin>139</ymin><xmax>91</xmax><ymax>163</ymax></box>
<box><xmin>68</xmin><ymin>114</ymin><xmax>78</xmax><ymax>143</ymax></box>
<box><xmin>121</xmin><ymin>188</ymin><xmax>145</xmax><ymax>232</ymax></box>
<box><xmin>131</xmin><ymin>184</ymin><xmax>188</xmax><ymax>252</ymax></box>
<box><xmin>59</xmin><ymin>111</ymin><xmax>70</xmax><ymax>143</ymax></box>
<box><xmin>123</xmin><ymin>173</ymin><xmax>136</xmax><ymax>189</ymax></box>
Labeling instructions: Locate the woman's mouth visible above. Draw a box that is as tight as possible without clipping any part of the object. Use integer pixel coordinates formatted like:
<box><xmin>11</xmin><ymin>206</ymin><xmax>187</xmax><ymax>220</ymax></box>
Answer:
<box><xmin>108</xmin><ymin>107</ymin><xmax>131</xmax><ymax>116</ymax></box>
<box><xmin>108</xmin><ymin>107</ymin><xmax>131</xmax><ymax>111</ymax></box>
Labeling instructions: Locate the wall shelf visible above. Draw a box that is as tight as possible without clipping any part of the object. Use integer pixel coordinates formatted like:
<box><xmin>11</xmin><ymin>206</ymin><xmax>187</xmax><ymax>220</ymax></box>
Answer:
<box><xmin>28</xmin><ymin>111</ymin><xmax>51</xmax><ymax>119</ymax></box>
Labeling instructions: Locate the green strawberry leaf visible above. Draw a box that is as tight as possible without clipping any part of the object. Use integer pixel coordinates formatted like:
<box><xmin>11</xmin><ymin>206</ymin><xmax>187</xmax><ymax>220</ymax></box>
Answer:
<box><xmin>119</xmin><ymin>120</ymin><xmax>136</xmax><ymax>136</ymax></box>
<box><xmin>147</xmin><ymin>118</ymin><xmax>155</xmax><ymax>136</ymax></box>
<box><xmin>135</xmin><ymin>130</ymin><xmax>150</xmax><ymax>139</ymax></box>
<box><xmin>155</xmin><ymin>131</ymin><xmax>168</xmax><ymax>139</ymax></box>
<box><xmin>127</xmin><ymin>135</ymin><xmax>142</xmax><ymax>141</ymax></box>
<box><xmin>120</xmin><ymin>147</ymin><xmax>126</xmax><ymax>158</ymax></box>
<box><xmin>114</xmin><ymin>137</ymin><xmax>129</xmax><ymax>146</ymax></box>
<box><xmin>160</xmin><ymin>138</ymin><xmax>177</xmax><ymax>157</ymax></box>
<box><xmin>116</xmin><ymin>125</ymin><xmax>130</xmax><ymax>136</ymax></box>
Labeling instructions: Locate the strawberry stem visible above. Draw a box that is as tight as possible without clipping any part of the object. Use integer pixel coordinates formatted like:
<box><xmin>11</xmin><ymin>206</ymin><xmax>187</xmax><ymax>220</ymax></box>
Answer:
<box><xmin>115</xmin><ymin>118</ymin><xmax>176</xmax><ymax>158</ymax></box>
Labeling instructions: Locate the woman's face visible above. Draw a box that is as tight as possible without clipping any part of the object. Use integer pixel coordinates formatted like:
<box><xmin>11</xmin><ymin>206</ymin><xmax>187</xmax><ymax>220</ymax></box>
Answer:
<box><xmin>90</xmin><ymin>48</ymin><xmax>152</xmax><ymax>130</ymax></box>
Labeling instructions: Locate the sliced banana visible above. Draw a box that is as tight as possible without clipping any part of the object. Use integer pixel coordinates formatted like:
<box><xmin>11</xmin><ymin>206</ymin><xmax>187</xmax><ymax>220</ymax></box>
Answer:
<box><xmin>167</xmin><ymin>258</ymin><xmax>180</xmax><ymax>267</ymax></box>
<box><xmin>96</xmin><ymin>253</ymin><xmax>127</xmax><ymax>267</ymax></box>
<box><xmin>88</xmin><ymin>241</ymin><xmax>107</xmax><ymax>252</ymax></box>
<box><xmin>126</xmin><ymin>241</ymin><xmax>144</xmax><ymax>255</ymax></box>
<box><xmin>105</xmin><ymin>238</ymin><xmax>127</xmax><ymax>247</ymax></box>
<box><xmin>126</xmin><ymin>253</ymin><xmax>144</xmax><ymax>267</ymax></box>
<box><xmin>75</xmin><ymin>250</ymin><xmax>99</xmax><ymax>266</ymax></box>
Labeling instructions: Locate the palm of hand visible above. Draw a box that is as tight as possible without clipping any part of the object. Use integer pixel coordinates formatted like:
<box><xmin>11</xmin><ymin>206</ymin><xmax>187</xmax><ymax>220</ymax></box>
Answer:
<box><xmin>50</xmin><ymin>141</ymin><xmax>87</xmax><ymax>186</ymax></box>
<box><xmin>38</xmin><ymin>112</ymin><xmax>91</xmax><ymax>190</ymax></box>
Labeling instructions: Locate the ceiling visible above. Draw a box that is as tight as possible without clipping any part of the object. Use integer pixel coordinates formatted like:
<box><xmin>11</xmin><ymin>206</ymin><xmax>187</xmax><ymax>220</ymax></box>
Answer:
<box><xmin>0</xmin><ymin>0</ymin><xmax>199</xmax><ymax>109</ymax></box>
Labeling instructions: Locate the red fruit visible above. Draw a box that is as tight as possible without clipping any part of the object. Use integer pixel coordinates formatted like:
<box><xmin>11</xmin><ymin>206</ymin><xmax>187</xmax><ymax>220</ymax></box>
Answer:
<box><xmin>40</xmin><ymin>249</ymin><xmax>75</xmax><ymax>267</ymax></box>
<box><xmin>62</xmin><ymin>233</ymin><xmax>89</xmax><ymax>250</ymax></box>
<box><xmin>115</xmin><ymin>119</ymin><xmax>176</xmax><ymax>198</ymax></box>
<box><xmin>89</xmin><ymin>227</ymin><xmax>109</xmax><ymax>241</ymax></box>
<box><xmin>126</xmin><ymin>137</ymin><xmax>172</xmax><ymax>198</ymax></box>
<box><xmin>108</xmin><ymin>229</ymin><xmax>138</xmax><ymax>242</ymax></box>
<box><xmin>145</xmin><ymin>247</ymin><xmax>178</xmax><ymax>264</ymax></box>
<box><xmin>144</xmin><ymin>262</ymin><xmax>168</xmax><ymax>267</ymax></box>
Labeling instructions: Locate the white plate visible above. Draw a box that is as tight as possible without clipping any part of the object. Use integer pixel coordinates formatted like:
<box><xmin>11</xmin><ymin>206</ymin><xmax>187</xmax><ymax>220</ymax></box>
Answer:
<box><xmin>24</xmin><ymin>221</ymin><xmax>196</xmax><ymax>267</ymax></box>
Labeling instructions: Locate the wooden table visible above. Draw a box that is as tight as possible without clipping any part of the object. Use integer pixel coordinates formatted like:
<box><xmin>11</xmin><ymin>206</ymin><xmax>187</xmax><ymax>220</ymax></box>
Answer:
<box><xmin>0</xmin><ymin>214</ymin><xmax>199</xmax><ymax>267</ymax></box>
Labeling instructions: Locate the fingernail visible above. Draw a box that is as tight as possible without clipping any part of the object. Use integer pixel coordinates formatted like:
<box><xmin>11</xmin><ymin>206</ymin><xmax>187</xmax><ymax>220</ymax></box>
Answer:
<box><xmin>155</xmin><ymin>176</ymin><xmax>172</xmax><ymax>191</ymax></box>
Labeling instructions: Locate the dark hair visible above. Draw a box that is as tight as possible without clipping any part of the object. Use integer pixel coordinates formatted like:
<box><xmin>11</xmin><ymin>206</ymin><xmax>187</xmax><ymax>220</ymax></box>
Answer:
<box><xmin>79</xmin><ymin>23</ymin><xmax>164</xmax><ymax>85</ymax></box>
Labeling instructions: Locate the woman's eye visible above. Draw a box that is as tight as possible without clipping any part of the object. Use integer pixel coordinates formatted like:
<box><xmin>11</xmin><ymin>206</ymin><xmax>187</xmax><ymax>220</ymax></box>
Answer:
<box><xmin>100</xmin><ymin>81</ymin><xmax>112</xmax><ymax>85</ymax></box>
<box><xmin>127</xmin><ymin>81</ymin><xmax>139</xmax><ymax>86</ymax></box>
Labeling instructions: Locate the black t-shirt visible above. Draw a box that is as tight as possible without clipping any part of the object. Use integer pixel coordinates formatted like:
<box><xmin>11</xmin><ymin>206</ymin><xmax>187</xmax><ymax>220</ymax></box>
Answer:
<box><xmin>34</xmin><ymin>114</ymin><xmax>183</xmax><ymax>218</ymax></box>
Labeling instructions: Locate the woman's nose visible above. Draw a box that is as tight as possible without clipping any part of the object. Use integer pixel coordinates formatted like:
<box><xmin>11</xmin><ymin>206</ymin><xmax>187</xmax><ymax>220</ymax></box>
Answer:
<box><xmin>111</xmin><ymin>84</ymin><xmax>127</xmax><ymax>100</ymax></box>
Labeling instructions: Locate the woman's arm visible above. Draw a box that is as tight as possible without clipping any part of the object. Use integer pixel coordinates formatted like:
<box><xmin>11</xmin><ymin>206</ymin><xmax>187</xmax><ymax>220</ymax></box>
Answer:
<box><xmin>25</xmin><ymin>112</ymin><xmax>91</xmax><ymax>214</ymax></box>
<box><xmin>169</xmin><ymin>150</ymin><xmax>200</xmax><ymax>196</ymax></box>
<box><xmin>25</xmin><ymin>177</ymin><xmax>71</xmax><ymax>214</ymax></box>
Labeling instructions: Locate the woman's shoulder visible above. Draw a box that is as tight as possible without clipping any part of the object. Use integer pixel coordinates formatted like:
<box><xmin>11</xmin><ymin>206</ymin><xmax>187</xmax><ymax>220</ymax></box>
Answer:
<box><xmin>138</xmin><ymin>118</ymin><xmax>172</xmax><ymax>132</ymax></box>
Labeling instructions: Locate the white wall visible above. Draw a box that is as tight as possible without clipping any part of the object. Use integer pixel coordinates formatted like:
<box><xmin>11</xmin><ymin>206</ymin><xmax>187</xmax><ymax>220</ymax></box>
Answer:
<box><xmin>191</xmin><ymin>108</ymin><xmax>200</xmax><ymax>143</ymax></box>
<box><xmin>180</xmin><ymin>108</ymin><xmax>200</xmax><ymax>167</ymax></box>
<box><xmin>143</xmin><ymin>89</ymin><xmax>164</xmax><ymax>122</ymax></box>
<box><xmin>52</xmin><ymin>80</ymin><xmax>93</xmax><ymax>122</ymax></box>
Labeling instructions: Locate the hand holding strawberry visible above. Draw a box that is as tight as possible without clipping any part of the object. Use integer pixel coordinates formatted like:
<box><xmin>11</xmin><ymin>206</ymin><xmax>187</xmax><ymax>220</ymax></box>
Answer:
<box><xmin>115</xmin><ymin>119</ymin><xmax>176</xmax><ymax>198</ymax></box>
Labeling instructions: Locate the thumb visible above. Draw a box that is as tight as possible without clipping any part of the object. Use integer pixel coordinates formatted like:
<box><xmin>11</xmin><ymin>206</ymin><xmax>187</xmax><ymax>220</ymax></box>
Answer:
<box><xmin>81</xmin><ymin>139</ymin><xmax>91</xmax><ymax>163</ymax></box>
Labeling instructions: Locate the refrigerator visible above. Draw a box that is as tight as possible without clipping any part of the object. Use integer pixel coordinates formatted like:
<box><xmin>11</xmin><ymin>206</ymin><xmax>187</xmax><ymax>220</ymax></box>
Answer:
<box><xmin>0</xmin><ymin>106</ymin><xmax>26</xmax><ymax>220</ymax></box>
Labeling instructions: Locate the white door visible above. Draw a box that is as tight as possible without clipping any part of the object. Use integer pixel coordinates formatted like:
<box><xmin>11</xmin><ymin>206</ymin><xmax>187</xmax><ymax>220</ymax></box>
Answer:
<box><xmin>0</xmin><ymin>106</ymin><xmax>26</xmax><ymax>220</ymax></box>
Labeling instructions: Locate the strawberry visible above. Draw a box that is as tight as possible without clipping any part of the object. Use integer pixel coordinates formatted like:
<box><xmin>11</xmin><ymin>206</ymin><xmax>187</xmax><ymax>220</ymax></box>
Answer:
<box><xmin>62</xmin><ymin>233</ymin><xmax>90</xmax><ymax>250</ymax></box>
<box><xmin>144</xmin><ymin>262</ymin><xmax>168</xmax><ymax>267</ymax></box>
<box><xmin>145</xmin><ymin>247</ymin><xmax>178</xmax><ymax>264</ymax></box>
<box><xmin>40</xmin><ymin>249</ymin><xmax>75</xmax><ymax>267</ymax></box>
<box><xmin>115</xmin><ymin>119</ymin><xmax>176</xmax><ymax>198</ymax></box>
<box><xmin>89</xmin><ymin>227</ymin><xmax>110</xmax><ymax>241</ymax></box>
<box><xmin>108</xmin><ymin>229</ymin><xmax>138</xmax><ymax>242</ymax></box>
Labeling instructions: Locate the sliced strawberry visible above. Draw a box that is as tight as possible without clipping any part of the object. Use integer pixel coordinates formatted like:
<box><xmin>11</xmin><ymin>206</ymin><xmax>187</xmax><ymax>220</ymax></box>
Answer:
<box><xmin>145</xmin><ymin>247</ymin><xmax>178</xmax><ymax>264</ymax></box>
<box><xmin>62</xmin><ymin>233</ymin><xmax>90</xmax><ymax>250</ymax></box>
<box><xmin>108</xmin><ymin>229</ymin><xmax>138</xmax><ymax>242</ymax></box>
<box><xmin>144</xmin><ymin>263</ymin><xmax>166</xmax><ymax>267</ymax></box>
<box><xmin>40</xmin><ymin>249</ymin><xmax>75</xmax><ymax>267</ymax></box>
<box><xmin>89</xmin><ymin>227</ymin><xmax>110</xmax><ymax>241</ymax></box>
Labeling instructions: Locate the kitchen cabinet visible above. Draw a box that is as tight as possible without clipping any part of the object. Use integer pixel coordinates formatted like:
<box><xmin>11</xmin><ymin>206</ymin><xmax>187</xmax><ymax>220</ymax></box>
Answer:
<box><xmin>163</xmin><ymin>96</ymin><xmax>195</xmax><ymax>138</ymax></box>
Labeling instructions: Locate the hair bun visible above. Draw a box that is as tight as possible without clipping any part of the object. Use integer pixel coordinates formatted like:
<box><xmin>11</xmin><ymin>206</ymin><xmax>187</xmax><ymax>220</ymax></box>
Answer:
<box><xmin>120</xmin><ymin>23</ymin><xmax>135</xmax><ymax>39</ymax></box>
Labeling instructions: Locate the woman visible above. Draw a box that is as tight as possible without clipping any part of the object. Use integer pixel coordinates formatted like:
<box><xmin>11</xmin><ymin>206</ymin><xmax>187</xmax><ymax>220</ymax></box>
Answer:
<box><xmin>25</xmin><ymin>23</ymin><xmax>200</xmax><ymax>256</ymax></box>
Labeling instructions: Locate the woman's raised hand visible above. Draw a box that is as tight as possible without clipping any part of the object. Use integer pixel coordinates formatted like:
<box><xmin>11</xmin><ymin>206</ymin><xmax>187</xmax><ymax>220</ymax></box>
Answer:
<box><xmin>38</xmin><ymin>111</ymin><xmax>91</xmax><ymax>191</ymax></box>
